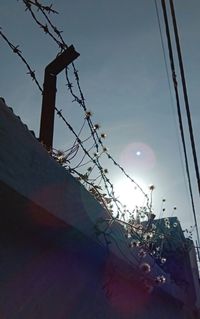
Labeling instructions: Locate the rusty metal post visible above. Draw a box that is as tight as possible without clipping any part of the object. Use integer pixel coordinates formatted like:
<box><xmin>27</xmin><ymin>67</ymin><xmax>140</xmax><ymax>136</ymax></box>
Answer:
<box><xmin>39</xmin><ymin>45</ymin><xmax>80</xmax><ymax>150</ymax></box>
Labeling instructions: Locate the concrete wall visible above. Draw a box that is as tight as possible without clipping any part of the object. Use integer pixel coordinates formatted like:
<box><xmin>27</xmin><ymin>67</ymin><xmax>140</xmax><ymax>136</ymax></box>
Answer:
<box><xmin>0</xmin><ymin>99</ymin><xmax>199</xmax><ymax>318</ymax></box>
<box><xmin>0</xmin><ymin>181</ymin><xmax>186</xmax><ymax>319</ymax></box>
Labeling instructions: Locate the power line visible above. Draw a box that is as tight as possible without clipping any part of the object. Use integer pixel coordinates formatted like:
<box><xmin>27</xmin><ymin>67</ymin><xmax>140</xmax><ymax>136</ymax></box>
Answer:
<box><xmin>169</xmin><ymin>0</ymin><xmax>200</xmax><ymax>251</ymax></box>
<box><xmin>154</xmin><ymin>0</ymin><xmax>173</xmax><ymax>105</ymax></box>
<box><xmin>154</xmin><ymin>0</ymin><xmax>189</xmax><ymax>208</ymax></box>
<box><xmin>160</xmin><ymin>0</ymin><xmax>200</xmax><ymax>252</ymax></box>
<box><xmin>169</xmin><ymin>0</ymin><xmax>200</xmax><ymax>198</ymax></box>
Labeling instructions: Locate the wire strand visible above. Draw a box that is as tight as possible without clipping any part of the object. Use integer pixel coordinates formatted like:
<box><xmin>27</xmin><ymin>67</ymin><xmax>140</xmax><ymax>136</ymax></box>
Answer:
<box><xmin>169</xmin><ymin>0</ymin><xmax>200</xmax><ymax>198</ymax></box>
<box><xmin>161</xmin><ymin>0</ymin><xmax>200</xmax><ymax>253</ymax></box>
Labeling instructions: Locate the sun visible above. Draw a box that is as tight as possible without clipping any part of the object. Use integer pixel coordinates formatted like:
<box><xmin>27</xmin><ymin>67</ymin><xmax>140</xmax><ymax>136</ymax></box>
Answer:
<box><xmin>113</xmin><ymin>177</ymin><xmax>148</xmax><ymax>216</ymax></box>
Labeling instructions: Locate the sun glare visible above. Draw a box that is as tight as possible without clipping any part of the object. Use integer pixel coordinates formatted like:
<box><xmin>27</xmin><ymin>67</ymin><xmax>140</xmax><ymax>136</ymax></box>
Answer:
<box><xmin>114</xmin><ymin>178</ymin><xmax>148</xmax><ymax>215</ymax></box>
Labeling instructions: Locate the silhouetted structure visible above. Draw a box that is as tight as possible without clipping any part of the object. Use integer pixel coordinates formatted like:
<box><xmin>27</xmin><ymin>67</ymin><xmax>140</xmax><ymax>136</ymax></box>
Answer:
<box><xmin>39</xmin><ymin>46</ymin><xmax>79</xmax><ymax>150</ymax></box>
<box><xmin>0</xmin><ymin>98</ymin><xmax>199</xmax><ymax>318</ymax></box>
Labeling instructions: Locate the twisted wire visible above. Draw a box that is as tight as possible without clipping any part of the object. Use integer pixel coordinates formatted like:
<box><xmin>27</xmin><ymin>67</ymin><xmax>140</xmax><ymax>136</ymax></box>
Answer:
<box><xmin>0</xmin><ymin>0</ymin><xmax>176</xmax><ymax>281</ymax></box>
<box><xmin>0</xmin><ymin>29</ymin><xmax>43</xmax><ymax>92</ymax></box>
<box><xmin>20</xmin><ymin>0</ymin><xmax>149</xmax><ymax>206</ymax></box>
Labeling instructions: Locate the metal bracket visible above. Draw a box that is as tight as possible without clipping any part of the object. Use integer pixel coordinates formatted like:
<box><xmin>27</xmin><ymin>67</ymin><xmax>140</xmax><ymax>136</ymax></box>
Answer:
<box><xmin>39</xmin><ymin>45</ymin><xmax>80</xmax><ymax>150</ymax></box>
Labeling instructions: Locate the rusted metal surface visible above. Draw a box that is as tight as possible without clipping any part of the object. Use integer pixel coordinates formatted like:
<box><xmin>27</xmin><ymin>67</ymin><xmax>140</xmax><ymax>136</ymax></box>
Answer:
<box><xmin>39</xmin><ymin>45</ymin><xmax>80</xmax><ymax>150</ymax></box>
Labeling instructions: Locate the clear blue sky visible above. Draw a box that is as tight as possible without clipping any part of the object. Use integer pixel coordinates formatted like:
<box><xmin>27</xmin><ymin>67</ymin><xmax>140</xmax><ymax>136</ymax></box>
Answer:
<box><xmin>1</xmin><ymin>0</ymin><xmax>200</xmax><ymax>237</ymax></box>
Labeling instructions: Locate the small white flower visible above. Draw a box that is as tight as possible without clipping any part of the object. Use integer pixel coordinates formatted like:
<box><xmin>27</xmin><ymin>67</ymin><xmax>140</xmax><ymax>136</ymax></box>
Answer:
<box><xmin>161</xmin><ymin>257</ymin><xmax>166</xmax><ymax>264</ymax></box>
<box><xmin>155</xmin><ymin>275</ymin><xmax>166</xmax><ymax>285</ymax></box>
<box><xmin>140</xmin><ymin>262</ymin><xmax>151</xmax><ymax>274</ymax></box>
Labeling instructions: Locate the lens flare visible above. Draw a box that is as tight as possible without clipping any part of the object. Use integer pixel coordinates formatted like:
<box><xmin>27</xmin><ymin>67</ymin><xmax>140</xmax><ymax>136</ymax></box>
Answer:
<box><xmin>119</xmin><ymin>142</ymin><xmax>156</xmax><ymax>172</ymax></box>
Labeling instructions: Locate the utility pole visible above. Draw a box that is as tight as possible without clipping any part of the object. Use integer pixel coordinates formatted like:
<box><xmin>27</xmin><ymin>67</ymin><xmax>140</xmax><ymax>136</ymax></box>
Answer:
<box><xmin>39</xmin><ymin>45</ymin><xmax>80</xmax><ymax>150</ymax></box>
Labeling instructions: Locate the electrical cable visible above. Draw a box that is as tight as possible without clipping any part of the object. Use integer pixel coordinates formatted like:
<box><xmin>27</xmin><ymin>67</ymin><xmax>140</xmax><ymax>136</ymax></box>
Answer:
<box><xmin>169</xmin><ymin>0</ymin><xmax>200</xmax><ymax>254</ymax></box>
<box><xmin>154</xmin><ymin>0</ymin><xmax>189</xmax><ymax>204</ymax></box>
<box><xmin>169</xmin><ymin>0</ymin><xmax>200</xmax><ymax>198</ymax></box>
<box><xmin>154</xmin><ymin>0</ymin><xmax>173</xmax><ymax>105</ymax></box>
<box><xmin>161</xmin><ymin>0</ymin><xmax>200</xmax><ymax>254</ymax></box>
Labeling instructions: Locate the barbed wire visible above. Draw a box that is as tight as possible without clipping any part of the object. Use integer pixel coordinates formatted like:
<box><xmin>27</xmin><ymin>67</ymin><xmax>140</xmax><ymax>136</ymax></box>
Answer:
<box><xmin>0</xmin><ymin>28</ymin><xmax>43</xmax><ymax>92</ymax></box>
<box><xmin>19</xmin><ymin>0</ymin><xmax>58</xmax><ymax>14</ymax></box>
<box><xmin>19</xmin><ymin>0</ymin><xmax>150</xmax><ymax>206</ymax></box>
<box><xmin>21</xmin><ymin>0</ymin><xmax>64</xmax><ymax>50</ymax></box>
<box><xmin>1</xmin><ymin>1</ymin><xmax>175</xmax><ymax>226</ymax></box>
<box><xmin>54</xmin><ymin>107</ymin><xmax>116</xmax><ymax>198</ymax></box>
<box><xmin>0</xmin><ymin>26</ymin><xmax>125</xmax><ymax>221</ymax></box>
<box><xmin>1</xmin><ymin>25</ymin><xmax>148</xmax><ymax>237</ymax></box>
<box><xmin>1</xmin><ymin>0</ymin><xmax>184</xmax><ymax>285</ymax></box>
